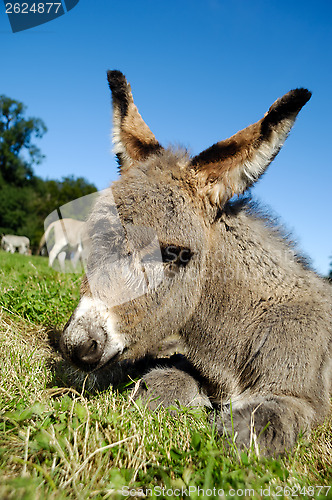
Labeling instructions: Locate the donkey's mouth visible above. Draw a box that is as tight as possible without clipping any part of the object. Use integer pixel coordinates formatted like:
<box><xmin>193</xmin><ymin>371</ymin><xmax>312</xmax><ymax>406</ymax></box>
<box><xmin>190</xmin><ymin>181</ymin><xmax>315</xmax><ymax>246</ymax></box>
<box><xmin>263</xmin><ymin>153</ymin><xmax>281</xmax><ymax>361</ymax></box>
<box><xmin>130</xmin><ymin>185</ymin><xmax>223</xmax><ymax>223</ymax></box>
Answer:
<box><xmin>92</xmin><ymin>347</ymin><xmax>128</xmax><ymax>373</ymax></box>
<box><xmin>70</xmin><ymin>348</ymin><xmax>124</xmax><ymax>373</ymax></box>
<box><xmin>69</xmin><ymin>335</ymin><xmax>126</xmax><ymax>373</ymax></box>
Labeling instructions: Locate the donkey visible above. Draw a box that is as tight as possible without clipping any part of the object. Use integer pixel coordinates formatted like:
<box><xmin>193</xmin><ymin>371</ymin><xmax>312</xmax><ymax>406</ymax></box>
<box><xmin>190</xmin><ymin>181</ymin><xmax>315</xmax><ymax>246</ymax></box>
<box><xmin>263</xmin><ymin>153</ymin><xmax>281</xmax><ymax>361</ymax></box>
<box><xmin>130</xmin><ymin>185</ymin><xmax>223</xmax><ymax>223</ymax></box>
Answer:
<box><xmin>1</xmin><ymin>234</ymin><xmax>30</xmax><ymax>255</ymax></box>
<box><xmin>39</xmin><ymin>218</ymin><xmax>84</xmax><ymax>271</ymax></box>
<box><xmin>60</xmin><ymin>71</ymin><xmax>332</xmax><ymax>456</ymax></box>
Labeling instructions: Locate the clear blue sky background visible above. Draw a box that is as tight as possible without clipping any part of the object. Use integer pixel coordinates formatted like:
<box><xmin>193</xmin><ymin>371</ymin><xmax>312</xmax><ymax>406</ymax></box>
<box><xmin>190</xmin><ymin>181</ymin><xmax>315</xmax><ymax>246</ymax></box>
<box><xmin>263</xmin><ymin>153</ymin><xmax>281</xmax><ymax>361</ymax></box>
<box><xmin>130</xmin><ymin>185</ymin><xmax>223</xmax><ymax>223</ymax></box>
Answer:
<box><xmin>1</xmin><ymin>0</ymin><xmax>331</xmax><ymax>275</ymax></box>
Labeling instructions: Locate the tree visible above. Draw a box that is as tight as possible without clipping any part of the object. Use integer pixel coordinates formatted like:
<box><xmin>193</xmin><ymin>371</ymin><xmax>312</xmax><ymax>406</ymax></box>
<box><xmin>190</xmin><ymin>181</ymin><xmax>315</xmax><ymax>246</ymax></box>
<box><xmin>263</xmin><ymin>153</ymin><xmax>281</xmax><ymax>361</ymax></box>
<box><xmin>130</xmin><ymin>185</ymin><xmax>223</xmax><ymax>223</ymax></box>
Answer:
<box><xmin>0</xmin><ymin>95</ymin><xmax>47</xmax><ymax>186</ymax></box>
<box><xmin>0</xmin><ymin>95</ymin><xmax>98</xmax><ymax>252</ymax></box>
<box><xmin>34</xmin><ymin>176</ymin><xmax>97</xmax><ymax>219</ymax></box>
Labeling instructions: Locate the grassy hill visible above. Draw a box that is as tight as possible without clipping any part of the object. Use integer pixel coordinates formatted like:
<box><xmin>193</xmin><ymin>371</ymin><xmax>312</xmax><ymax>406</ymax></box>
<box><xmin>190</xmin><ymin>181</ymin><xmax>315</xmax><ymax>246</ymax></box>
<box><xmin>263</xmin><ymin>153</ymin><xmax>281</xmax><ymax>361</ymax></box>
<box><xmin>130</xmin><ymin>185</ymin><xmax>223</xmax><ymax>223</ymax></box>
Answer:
<box><xmin>0</xmin><ymin>251</ymin><xmax>331</xmax><ymax>499</ymax></box>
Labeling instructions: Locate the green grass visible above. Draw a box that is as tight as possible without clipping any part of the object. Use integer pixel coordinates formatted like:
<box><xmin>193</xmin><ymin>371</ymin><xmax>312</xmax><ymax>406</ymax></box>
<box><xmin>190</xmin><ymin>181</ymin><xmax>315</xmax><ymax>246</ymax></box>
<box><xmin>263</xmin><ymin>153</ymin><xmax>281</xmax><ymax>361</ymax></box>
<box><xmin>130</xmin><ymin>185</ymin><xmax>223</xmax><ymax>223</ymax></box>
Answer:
<box><xmin>0</xmin><ymin>250</ymin><xmax>331</xmax><ymax>499</ymax></box>
<box><xmin>0</xmin><ymin>252</ymin><xmax>81</xmax><ymax>326</ymax></box>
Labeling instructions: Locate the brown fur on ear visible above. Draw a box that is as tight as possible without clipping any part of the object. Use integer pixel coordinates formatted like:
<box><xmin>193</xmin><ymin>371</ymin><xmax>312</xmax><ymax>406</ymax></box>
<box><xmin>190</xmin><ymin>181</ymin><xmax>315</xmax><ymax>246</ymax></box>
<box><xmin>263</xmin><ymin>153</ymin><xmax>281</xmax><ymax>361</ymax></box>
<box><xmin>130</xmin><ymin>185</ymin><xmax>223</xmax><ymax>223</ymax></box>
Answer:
<box><xmin>107</xmin><ymin>71</ymin><xmax>163</xmax><ymax>173</ymax></box>
<box><xmin>191</xmin><ymin>88</ymin><xmax>311</xmax><ymax>206</ymax></box>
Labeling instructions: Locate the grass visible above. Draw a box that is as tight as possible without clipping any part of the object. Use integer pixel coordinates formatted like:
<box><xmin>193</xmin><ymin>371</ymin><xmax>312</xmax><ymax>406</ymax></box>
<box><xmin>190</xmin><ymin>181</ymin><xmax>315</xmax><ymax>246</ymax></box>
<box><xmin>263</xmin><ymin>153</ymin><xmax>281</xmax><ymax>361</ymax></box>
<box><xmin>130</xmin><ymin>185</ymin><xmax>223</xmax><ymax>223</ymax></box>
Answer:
<box><xmin>0</xmin><ymin>252</ymin><xmax>81</xmax><ymax>326</ymax></box>
<box><xmin>0</xmin><ymin>251</ymin><xmax>331</xmax><ymax>499</ymax></box>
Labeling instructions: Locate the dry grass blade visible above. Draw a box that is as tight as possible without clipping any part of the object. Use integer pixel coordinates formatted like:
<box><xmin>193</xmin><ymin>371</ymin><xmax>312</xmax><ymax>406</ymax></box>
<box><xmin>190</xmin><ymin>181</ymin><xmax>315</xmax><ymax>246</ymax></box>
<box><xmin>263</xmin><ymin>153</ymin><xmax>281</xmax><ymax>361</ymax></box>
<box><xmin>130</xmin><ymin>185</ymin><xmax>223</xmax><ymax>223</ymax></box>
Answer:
<box><xmin>61</xmin><ymin>435</ymin><xmax>138</xmax><ymax>488</ymax></box>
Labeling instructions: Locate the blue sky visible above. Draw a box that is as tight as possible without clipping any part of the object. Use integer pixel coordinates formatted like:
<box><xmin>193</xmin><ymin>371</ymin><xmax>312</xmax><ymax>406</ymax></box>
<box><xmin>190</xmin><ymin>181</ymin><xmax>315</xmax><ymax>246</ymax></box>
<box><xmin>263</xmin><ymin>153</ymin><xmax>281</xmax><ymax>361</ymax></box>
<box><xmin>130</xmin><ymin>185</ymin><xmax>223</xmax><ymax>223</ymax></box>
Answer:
<box><xmin>1</xmin><ymin>0</ymin><xmax>331</xmax><ymax>275</ymax></box>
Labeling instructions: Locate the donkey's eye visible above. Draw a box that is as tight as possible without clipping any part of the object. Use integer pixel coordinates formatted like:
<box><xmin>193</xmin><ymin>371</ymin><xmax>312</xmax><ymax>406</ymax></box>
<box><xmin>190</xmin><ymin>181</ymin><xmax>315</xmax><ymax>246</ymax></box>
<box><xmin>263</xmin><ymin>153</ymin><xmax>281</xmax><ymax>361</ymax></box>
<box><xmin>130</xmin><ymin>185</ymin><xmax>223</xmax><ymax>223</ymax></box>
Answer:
<box><xmin>161</xmin><ymin>245</ymin><xmax>192</xmax><ymax>267</ymax></box>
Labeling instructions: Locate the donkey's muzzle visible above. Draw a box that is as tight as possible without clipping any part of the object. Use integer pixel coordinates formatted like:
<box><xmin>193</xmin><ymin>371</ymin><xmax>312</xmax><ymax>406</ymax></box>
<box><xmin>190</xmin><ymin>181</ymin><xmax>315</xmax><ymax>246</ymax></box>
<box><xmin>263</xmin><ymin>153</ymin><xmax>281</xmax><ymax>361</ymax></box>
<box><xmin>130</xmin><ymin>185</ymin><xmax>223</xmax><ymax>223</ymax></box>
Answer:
<box><xmin>60</xmin><ymin>320</ymin><xmax>108</xmax><ymax>372</ymax></box>
<box><xmin>72</xmin><ymin>335</ymin><xmax>105</xmax><ymax>370</ymax></box>
<box><xmin>60</xmin><ymin>297</ymin><xmax>125</xmax><ymax>372</ymax></box>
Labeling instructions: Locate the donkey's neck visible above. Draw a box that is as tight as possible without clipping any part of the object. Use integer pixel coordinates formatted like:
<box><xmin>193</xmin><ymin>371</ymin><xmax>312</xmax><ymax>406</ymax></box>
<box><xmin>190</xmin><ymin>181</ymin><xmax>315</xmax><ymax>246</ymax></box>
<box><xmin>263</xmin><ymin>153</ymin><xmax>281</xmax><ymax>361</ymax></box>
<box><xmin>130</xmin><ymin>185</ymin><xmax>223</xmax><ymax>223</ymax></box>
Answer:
<box><xmin>215</xmin><ymin>202</ymin><xmax>309</xmax><ymax>299</ymax></box>
<box><xmin>181</xmin><ymin>202</ymin><xmax>317</xmax><ymax>392</ymax></box>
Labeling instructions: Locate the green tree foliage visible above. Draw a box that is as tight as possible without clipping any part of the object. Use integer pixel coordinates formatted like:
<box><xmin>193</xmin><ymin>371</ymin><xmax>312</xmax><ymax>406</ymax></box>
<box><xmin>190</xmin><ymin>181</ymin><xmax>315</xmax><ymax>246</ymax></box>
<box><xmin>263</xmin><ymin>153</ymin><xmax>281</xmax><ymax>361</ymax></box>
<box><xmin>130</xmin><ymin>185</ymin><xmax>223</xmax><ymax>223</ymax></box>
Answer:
<box><xmin>37</xmin><ymin>176</ymin><xmax>98</xmax><ymax>219</ymax></box>
<box><xmin>0</xmin><ymin>176</ymin><xmax>97</xmax><ymax>251</ymax></box>
<box><xmin>0</xmin><ymin>95</ymin><xmax>97</xmax><ymax>252</ymax></box>
<box><xmin>0</xmin><ymin>95</ymin><xmax>47</xmax><ymax>186</ymax></box>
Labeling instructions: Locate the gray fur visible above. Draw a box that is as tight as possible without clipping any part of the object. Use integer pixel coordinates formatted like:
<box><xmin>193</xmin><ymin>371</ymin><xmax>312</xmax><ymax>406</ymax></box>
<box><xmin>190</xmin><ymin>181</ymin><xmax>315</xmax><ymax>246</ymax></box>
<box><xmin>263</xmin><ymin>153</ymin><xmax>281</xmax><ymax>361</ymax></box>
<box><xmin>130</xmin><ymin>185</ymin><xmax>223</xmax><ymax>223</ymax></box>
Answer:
<box><xmin>133</xmin><ymin>367</ymin><xmax>212</xmax><ymax>411</ymax></box>
<box><xmin>60</xmin><ymin>72</ymin><xmax>331</xmax><ymax>457</ymax></box>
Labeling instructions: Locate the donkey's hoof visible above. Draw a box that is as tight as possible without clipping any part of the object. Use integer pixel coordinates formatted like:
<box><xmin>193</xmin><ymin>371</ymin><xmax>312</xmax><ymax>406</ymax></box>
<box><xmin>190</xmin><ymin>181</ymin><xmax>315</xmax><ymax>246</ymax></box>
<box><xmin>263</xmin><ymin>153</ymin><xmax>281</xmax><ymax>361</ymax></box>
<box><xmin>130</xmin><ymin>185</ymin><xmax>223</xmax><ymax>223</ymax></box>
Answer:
<box><xmin>132</xmin><ymin>367</ymin><xmax>212</xmax><ymax>411</ymax></box>
<box><xmin>208</xmin><ymin>402</ymin><xmax>298</xmax><ymax>457</ymax></box>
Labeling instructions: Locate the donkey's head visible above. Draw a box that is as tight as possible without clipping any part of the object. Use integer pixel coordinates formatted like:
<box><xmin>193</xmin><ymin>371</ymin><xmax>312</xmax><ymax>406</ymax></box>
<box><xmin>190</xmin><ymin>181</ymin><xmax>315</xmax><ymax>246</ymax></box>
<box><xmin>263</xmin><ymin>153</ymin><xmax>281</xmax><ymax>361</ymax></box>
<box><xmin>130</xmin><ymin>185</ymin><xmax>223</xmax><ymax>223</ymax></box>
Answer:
<box><xmin>60</xmin><ymin>71</ymin><xmax>311</xmax><ymax>373</ymax></box>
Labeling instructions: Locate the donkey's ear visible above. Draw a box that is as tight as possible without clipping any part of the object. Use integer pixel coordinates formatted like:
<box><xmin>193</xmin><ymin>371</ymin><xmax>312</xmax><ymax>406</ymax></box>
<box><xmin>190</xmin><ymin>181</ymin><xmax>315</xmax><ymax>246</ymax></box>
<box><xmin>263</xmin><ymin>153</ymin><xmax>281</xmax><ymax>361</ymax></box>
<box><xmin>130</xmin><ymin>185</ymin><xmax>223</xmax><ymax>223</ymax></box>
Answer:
<box><xmin>191</xmin><ymin>89</ymin><xmax>311</xmax><ymax>206</ymax></box>
<box><xmin>107</xmin><ymin>71</ymin><xmax>163</xmax><ymax>173</ymax></box>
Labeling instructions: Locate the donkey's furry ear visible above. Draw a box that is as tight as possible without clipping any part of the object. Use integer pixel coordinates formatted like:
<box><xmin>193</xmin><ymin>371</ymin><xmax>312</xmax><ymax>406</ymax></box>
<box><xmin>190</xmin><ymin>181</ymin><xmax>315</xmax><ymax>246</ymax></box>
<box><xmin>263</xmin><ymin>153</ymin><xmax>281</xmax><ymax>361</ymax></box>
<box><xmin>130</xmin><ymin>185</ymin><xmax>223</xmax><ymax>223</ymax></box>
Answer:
<box><xmin>107</xmin><ymin>71</ymin><xmax>163</xmax><ymax>173</ymax></box>
<box><xmin>191</xmin><ymin>89</ymin><xmax>311</xmax><ymax>206</ymax></box>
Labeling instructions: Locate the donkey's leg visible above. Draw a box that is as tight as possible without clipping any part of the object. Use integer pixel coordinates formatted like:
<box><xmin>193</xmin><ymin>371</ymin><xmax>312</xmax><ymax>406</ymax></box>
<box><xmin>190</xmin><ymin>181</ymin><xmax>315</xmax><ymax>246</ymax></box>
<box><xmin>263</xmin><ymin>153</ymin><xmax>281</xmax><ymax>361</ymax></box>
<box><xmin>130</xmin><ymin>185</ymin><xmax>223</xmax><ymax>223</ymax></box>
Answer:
<box><xmin>71</xmin><ymin>243</ymin><xmax>82</xmax><ymax>270</ymax></box>
<box><xmin>211</xmin><ymin>394</ymin><xmax>318</xmax><ymax>456</ymax></box>
<box><xmin>132</xmin><ymin>367</ymin><xmax>212</xmax><ymax>411</ymax></box>
<box><xmin>57</xmin><ymin>251</ymin><xmax>66</xmax><ymax>272</ymax></box>
<box><xmin>48</xmin><ymin>241</ymin><xmax>66</xmax><ymax>268</ymax></box>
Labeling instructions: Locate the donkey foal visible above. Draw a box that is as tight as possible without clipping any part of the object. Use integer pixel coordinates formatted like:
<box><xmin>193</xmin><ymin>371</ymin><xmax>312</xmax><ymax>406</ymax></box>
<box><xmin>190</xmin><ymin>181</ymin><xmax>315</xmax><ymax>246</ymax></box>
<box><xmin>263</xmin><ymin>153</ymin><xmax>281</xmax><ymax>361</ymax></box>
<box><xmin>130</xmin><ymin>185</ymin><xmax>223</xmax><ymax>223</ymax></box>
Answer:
<box><xmin>60</xmin><ymin>71</ymin><xmax>332</xmax><ymax>457</ymax></box>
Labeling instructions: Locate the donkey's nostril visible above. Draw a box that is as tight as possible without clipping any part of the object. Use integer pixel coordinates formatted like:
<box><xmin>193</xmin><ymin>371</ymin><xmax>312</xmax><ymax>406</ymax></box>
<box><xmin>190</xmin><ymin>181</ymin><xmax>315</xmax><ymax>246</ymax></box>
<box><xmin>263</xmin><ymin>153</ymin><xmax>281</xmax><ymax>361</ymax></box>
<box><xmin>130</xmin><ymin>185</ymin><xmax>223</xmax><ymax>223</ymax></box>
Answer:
<box><xmin>74</xmin><ymin>337</ymin><xmax>104</xmax><ymax>368</ymax></box>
